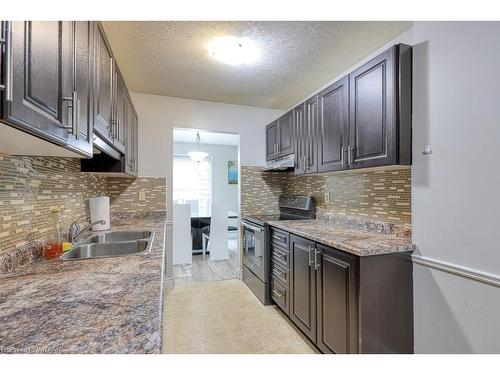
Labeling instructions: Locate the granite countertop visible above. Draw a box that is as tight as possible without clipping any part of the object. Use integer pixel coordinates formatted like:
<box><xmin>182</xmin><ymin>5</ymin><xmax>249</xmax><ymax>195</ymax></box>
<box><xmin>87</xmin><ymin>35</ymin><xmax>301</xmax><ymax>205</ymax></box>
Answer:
<box><xmin>268</xmin><ymin>219</ymin><xmax>414</xmax><ymax>257</ymax></box>
<box><xmin>0</xmin><ymin>217</ymin><xmax>168</xmax><ymax>354</ymax></box>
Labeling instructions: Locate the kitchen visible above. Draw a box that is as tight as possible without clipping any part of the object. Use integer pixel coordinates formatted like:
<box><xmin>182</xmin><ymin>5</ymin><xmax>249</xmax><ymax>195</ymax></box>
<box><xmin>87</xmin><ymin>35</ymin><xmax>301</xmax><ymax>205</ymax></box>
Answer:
<box><xmin>1</xmin><ymin>0</ymin><xmax>500</xmax><ymax>373</ymax></box>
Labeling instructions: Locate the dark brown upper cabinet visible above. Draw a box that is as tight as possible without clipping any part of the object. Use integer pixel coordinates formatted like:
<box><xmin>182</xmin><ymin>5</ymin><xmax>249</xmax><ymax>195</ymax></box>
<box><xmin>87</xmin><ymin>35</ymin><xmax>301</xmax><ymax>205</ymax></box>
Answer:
<box><xmin>277</xmin><ymin>110</ymin><xmax>293</xmax><ymax>157</ymax></box>
<box><xmin>293</xmin><ymin>103</ymin><xmax>306</xmax><ymax>174</ymax></box>
<box><xmin>289</xmin><ymin>234</ymin><xmax>317</xmax><ymax>343</ymax></box>
<box><xmin>265</xmin><ymin>110</ymin><xmax>294</xmax><ymax>161</ymax></box>
<box><xmin>304</xmin><ymin>95</ymin><xmax>319</xmax><ymax>173</ymax></box>
<box><xmin>264</xmin><ymin>44</ymin><xmax>411</xmax><ymax>172</ymax></box>
<box><xmin>94</xmin><ymin>22</ymin><xmax>114</xmax><ymax>145</ymax></box>
<box><xmin>112</xmin><ymin>65</ymin><xmax>126</xmax><ymax>154</ymax></box>
<box><xmin>0</xmin><ymin>21</ymin><xmax>93</xmax><ymax>157</ymax></box>
<box><xmin>348</xmin><ymin>46</ymin><xmax>411</xmax><ymax>168</ymax></box>
<box><xmin>295</xmin><ymin>96</ymin><xmax>319</xmax><ymax>175</ymax></box>
<box><xmin>124</xmin><ymin>92</ymin><xmax>138</xmax><ymax>176</ymax></box>
<box><xmin>317</xmin><ymin>76</ymin><xmax>349</xmax><ymax>173</ymax></box>
<box><xmin>265</xmin><ymin>120</ymin><xmax>279</xmax><ymax>161</ymax></box>
<box><xmin>348</xmin><ymin>45</ymin><xmax>412</xmax><ymax>168</ymax></box>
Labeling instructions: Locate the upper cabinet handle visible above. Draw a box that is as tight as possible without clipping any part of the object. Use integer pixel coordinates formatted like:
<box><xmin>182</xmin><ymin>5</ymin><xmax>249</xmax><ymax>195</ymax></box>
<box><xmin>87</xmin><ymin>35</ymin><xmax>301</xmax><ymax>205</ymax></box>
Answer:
<box><xmin>5</xmin><ymin>23</ymin><xmax>13</xmax><ymax>102</ymax></box>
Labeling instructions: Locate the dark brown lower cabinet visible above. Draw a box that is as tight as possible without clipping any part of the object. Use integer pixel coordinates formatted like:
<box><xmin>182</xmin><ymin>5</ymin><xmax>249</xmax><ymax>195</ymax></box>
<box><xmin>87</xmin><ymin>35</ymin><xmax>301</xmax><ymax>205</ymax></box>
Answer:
<box><xmin>289</xmin><ymin>235</ymin><xmax>317</xmax><ymax>343</ymax></box>
<box><xmin>316</xmin><ymin>245</ymin><xmax>357</xmax><ymax>354</ymax></box>
<box><xmin>272</xmin><ymin>228</ymin><xmax>413</xmax><ymax>354</ymax></box>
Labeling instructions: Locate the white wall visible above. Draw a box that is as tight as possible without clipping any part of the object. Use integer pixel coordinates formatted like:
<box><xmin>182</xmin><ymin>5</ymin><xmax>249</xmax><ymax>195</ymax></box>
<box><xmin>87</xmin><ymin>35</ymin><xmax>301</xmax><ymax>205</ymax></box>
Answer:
<box><xmin>173</xmin><ymin>142</ymin><xmax>239</xmax><ymax>213</ymax></box>
<box><xmin>131</xmin><ymin>93</ymin><xmax>284</xmax><ymax>281</ymax></box>
<box><xmin>132</xmin><ymin>93</ymin><xmax>285</xmax><ymax>179</ymax></box>
<box><xmin>412</xmin><ymin>21</ymin><xmax>500</xmax><ymax>353</ymax></box>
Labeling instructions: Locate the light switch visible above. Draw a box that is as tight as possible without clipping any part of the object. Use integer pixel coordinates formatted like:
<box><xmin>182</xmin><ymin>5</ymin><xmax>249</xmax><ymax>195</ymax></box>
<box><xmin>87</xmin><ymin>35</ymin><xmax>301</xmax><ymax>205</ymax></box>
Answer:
<box><xmin>139</xmin><ymin>190</ymin><xmax>146</xmax><ymax>201</ymax></box>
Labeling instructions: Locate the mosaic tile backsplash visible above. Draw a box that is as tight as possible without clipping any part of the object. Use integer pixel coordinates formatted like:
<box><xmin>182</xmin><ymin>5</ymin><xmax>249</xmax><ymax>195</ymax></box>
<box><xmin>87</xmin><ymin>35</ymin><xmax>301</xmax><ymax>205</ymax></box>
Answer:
<box><xmin>240</xmin><ymin>165</ymin><xmax>411</xmax><ymax>225</ymax></box>
<box><xmin>240</xmin><ymin>166</ymin><xmax>283</xmax><ymax>217</ymax></box>
<box><xmin>0</xmin><ymin>154</ymin><xmax>166</xmax><ymax>256</ymax></box>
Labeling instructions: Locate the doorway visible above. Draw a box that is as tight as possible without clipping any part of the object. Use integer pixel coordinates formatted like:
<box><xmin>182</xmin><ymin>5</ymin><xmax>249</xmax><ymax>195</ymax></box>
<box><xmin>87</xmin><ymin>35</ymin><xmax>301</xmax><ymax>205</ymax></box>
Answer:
<box><xmin>172</xmin><ymin>128</ymin><xmax>240</xmax><ymax>286</ymax></box>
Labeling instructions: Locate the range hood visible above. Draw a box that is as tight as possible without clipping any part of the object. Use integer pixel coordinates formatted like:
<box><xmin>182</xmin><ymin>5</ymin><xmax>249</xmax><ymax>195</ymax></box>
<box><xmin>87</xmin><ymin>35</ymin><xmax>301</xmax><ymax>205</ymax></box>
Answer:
<box><xmin>80</xmin><ymin>134</ymin><xmax>133</xmax><ymax>177</ymax></box>
<box><xmin>262</xmin><ymin>154</ymin><xmax>295</xmax><ymax>172</ymax></box>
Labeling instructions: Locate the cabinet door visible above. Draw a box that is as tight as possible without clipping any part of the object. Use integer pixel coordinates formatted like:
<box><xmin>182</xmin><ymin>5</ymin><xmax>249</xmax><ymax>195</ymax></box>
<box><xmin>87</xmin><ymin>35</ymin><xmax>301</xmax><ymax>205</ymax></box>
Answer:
<box><xmin>71</xmin><ymin>21</ymin><xmax>94</xmax><ymax>156</ymax></box>
<box><xmin>128</xmin><ymin>101</ymin><xmax>139</xmax><ymax>176</ymax></box>
<box><xmin>305</xmin><ymin>95</ymin><xmax>319</xmax><ymax>174</ymax></box>
<box><xmin>317</xmin><ymin>76</ymin><xmax>349</xmax><ymax>173</ymax></box>
<box><xmin>6</xmin><ymin>22</ymin><xmax>74</xmax><ymax>146</ymax></box>
<box><xmin>112</xmin><ymin>65</ymin><xmax>126</xmax><ymax>153</ymax></box>
<box><xmin>290</xmin><ymin>234</ymin><xmax>316</xmax><ymax>342</ymax></box>
<box><xmin>94</xmin><ymin>22</ymin><xmax>114</xmax><ymax>144</ymax></box>
<box><xmin>316</xmin><ymin>245</ymin><xmax>358</xmax><ymax>354</ymax></box>
<box><xmin>265</xmin><ymin>120</ymin><xmax>278</xmax><ymax>161</ymax></box>
<box><xmin>293</xmin><ymin>103</ymin><xmax>306</xmax><ymax>175</ymax></box>
<box><xmin>278</xmin><ymin>110</ymin><xmax>293</xmax><ymax>157</ymax></box>
<box><xmin>349</xmin><ymin>47</ymin><xmax>396</xmax><ymax>168</ymax></box>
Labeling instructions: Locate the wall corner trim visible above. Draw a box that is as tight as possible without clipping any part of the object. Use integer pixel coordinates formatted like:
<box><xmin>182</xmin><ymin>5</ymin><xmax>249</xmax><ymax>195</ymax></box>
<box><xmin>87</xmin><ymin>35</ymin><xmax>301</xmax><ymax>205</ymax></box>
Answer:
<box><xmin>412</xmin><ymin>254</ymin><xmax>500</xmax><ymax>288</ymax></box>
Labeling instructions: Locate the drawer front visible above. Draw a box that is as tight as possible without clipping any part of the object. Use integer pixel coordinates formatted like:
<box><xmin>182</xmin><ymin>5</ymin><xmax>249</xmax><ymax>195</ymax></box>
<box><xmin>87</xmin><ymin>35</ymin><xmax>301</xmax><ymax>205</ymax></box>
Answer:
<box><xmin>272</xmin><ymin>260</ymin><xmax>289</xmax><ymax>287</ymax></box>
<box><xmin>271</xmin><ymin>276</ymin><xmax>289</xmax><ymax>316</ymax></box>
<box><xmin>270</xmin><ymin>227</ymin><xmax>289</xmax><ymax>249</ymax></box>
<box><xmin>272</xmin><ymin>244</ymin><xmax>290</xmax><ymax>269</ymax></box>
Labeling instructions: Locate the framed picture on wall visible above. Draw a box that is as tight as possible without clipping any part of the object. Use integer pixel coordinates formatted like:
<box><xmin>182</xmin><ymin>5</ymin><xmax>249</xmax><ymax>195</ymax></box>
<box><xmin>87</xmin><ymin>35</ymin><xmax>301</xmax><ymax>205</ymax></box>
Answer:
<box><xmin>228</xmin><ymin>161</ymin><xmax>238</xmax><ymax>184</ymax></box>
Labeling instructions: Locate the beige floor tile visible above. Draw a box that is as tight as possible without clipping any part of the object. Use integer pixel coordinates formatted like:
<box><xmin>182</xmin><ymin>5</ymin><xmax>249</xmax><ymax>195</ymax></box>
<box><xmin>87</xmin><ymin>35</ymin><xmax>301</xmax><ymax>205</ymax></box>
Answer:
<box><xmin>162</xmin><ymin>279</ymin><xmax>319</xmax><ymax>355</ymax></box>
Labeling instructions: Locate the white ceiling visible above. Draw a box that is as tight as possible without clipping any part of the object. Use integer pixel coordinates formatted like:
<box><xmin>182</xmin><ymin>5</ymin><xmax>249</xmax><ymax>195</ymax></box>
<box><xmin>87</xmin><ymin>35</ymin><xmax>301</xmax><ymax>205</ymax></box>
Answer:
<box><xmin>173</xmin><ymin>129</ymin><xmax>238</xmax><ymax>146</ymax></box>
<box><xmin>102</xmin><ymin>21</ymin><xmax>411</xmax><ymax>109</ymax></box>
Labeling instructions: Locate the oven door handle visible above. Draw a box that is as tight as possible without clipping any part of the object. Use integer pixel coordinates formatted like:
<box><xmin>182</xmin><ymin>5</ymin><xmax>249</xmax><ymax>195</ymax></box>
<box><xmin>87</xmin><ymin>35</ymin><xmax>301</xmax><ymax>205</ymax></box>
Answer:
<box><xmin>241</xmin><ymin>221</ymin><xmax>264</xmax><ymax>232</ymax></box>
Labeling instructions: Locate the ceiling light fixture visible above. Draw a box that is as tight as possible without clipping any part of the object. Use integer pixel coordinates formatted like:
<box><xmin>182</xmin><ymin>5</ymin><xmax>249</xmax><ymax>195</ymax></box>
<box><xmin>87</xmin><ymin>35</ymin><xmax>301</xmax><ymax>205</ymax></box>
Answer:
<box><xmin>207</xmin><ymin>36</ymin><xmax>259</xmax><ymax>66</ymax></box>
<box><xmin>188</xmin><ymin>132</ymin><xmax>209</xmax><ymax>162</ymax></box>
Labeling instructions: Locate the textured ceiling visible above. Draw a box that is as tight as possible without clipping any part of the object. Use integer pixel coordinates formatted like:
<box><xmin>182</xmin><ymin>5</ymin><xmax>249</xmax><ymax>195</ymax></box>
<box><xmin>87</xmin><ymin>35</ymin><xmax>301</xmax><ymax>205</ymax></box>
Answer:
<box><xmin>102</xmin><ymin>21</ymin><xmax>411</xmax><ymax>109</ymax></box>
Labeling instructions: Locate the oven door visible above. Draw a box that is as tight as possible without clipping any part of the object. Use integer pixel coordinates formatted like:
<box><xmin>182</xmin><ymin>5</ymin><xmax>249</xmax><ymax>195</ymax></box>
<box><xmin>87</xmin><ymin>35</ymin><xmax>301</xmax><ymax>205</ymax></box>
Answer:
<box><xmin>241</xmin><ymin>220</ymin><xmax>267</xmax><ymax>281</ymax></box>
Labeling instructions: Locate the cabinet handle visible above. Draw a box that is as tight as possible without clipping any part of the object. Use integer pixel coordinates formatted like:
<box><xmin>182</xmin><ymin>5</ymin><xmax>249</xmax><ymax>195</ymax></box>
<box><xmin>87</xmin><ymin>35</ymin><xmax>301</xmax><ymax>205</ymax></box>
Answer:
<box><xmin>314</xmin><ymin>248</ymin><xmax>320</xmax><ymax>270</ymax></box>
<box><xmin>273</xmin><ymin>290</ymin><xmax>283</xmax><ymax>298</ymax></box>
<box><xmin>273</xmin><ymin>269</ymin><xmax>286</xmax><ymax>279</ymax></box>
<box><xmin>5</xmin><ymin>23</ymin><xmax>13</xmax><ymax>102</ymax></box>
<box><xmin>340</xmin><ymin>146</ymin><xmax>344</xmax><ymax>165</ymax></box>
<box><xmin>308</xmin><ymin>245</ymin><xmax>313</xmax><ymax>266</ymax></box>
<box><xmin>273</xmin><ymin>234</ymin><xmax>285</xmax><ymax>242</ymax></box>
<box><xmin>75</xmin><ymin>97</ymin><xmax>80</xmax><ymax>140</ymax></box>
<box><xmin>347</xmin><ymin>145</ymin><xmax>352</xmax><ymax>166</ymax></box>
<box><xmin>61</xmin><ymin>91</ymin><xmax>77</xmax><ymax>136</ymax></box>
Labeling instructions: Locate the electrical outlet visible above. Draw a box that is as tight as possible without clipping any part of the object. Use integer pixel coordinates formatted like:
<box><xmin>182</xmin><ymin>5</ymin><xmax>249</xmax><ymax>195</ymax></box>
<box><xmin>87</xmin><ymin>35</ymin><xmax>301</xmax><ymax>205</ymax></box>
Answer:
<box><xmin>324</xmin><ymin>192</ymin><xmax>330</xmax><ymax>204</ymax></box>
<box><xmin>139</xmin><ymin>190</ymin><xmax>146</xmax><ymax>201</ymax></box>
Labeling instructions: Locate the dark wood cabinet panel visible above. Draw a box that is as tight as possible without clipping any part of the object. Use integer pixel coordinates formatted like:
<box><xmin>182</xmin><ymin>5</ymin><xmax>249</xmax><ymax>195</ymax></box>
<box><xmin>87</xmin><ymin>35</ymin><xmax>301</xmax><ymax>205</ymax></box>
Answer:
<box><xmin>2</xmin><ymin>21</ymin><xmax>93</xmax><ymax>157</ymax></box>
<box><xmin>304</xmin><ymin>95</ymin><xmax>319</xmax><ymax>173</ymax></box>
<box><xmin>269</xmin><ymin>227</ymin><xmax>413</xmax><ymax>354</ymax></box>
<box><xmin>264</xmin><ymin>44</ymin><xmax>411</xmax><ymax>172</ymax></box>
<box><xmin>94</xmin><ymin>22</ymin><xmax>114</xmax><ymax>143</ymax></box>
<box><xmin>316</xmin><ymin>245</ymin><xmax>358</xmax><ymax>354</ymax></box>
<box><xmin>317</xmin><ymin>76</ymin><xmax>349</xmax><ymax>173</ymax></box>
<box><xmin>278</xmin><ymin>110</ymin><xmax>293</xmax><ymax>157</ymax></box>
<box><xmin>6</xmin><ymin>22</ymin><xmax>69</xmax><ymax>142</ymax></box>
<box><xmin>293</xmin><ymin>103</ymin><xmax>306</xmax><ymax>174</ymax></box>
<box><xmin>290</xmin><ymin>234</ymin><xmax>317</xmax><ymax>342</ymax></box>
<box><xmin>112</xmin><ymin>65</ymin><xmax>126</xmax><ymax>153</ymax></box>
<box><xmin>265</xmin><ymin>120</ymin><xmax>279</xmax><ymax>161</ymax></box>
<box><xmin>271</xmin><ymin>276</ymin><xmax>290</xmax><ymax>316</ymax></box>
<box><xmin>349</xmin><ymin>46</ymin><xmax>396</xmax><ymax>168</ymax></box>
<box><xmin>124</xmin><ymin>94</ymin><xmax>138</xmax><ymax>176</ymax></box>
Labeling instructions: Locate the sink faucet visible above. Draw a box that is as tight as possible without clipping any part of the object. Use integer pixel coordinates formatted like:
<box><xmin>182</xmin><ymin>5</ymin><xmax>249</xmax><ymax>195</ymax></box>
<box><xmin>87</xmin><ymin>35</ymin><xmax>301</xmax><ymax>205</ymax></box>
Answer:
<box><xmin>69</xmin><ymin>219</ymin><xmax>106</xmax><ymax>244</ymax></box>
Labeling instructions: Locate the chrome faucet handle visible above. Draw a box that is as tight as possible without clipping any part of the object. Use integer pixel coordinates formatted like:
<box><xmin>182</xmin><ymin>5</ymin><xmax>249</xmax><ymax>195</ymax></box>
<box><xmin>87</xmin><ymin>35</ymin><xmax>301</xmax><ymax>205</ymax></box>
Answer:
<box><xmin>68</xmin><ymin>220</ymin><xmax>81</xmax><ymax>243</ymax></box>
<box><xmin>72</xmin><ymin>219</ymin><xmax>106</xmax><ymax>244</ymax></box>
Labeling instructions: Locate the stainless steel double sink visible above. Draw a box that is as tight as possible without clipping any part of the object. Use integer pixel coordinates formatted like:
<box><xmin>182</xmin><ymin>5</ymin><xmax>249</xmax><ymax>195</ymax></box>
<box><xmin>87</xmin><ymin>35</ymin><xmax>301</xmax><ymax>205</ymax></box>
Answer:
<box><xmin>60</xmin><ymin>230</ymin><xmax>154</xmax><ymax>261</ymax></box>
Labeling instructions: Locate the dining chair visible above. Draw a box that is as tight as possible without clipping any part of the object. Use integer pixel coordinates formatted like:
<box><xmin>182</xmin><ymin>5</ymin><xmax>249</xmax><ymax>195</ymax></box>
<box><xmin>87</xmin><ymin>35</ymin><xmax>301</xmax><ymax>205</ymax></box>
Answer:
<box><xmin>205</xmin><ymin>203</ymin><xmax>229</xmax><ymax>261</ymax></box>
<box><xmin>173</xmin><ymin>204</ymin><xmax>192</xmax><ymax>265</ymax></box>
